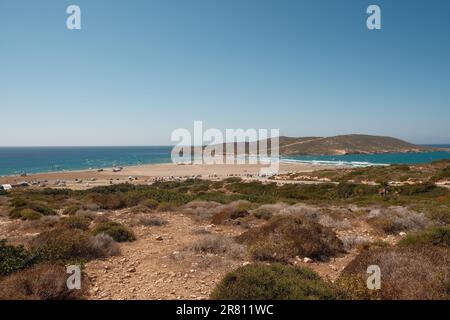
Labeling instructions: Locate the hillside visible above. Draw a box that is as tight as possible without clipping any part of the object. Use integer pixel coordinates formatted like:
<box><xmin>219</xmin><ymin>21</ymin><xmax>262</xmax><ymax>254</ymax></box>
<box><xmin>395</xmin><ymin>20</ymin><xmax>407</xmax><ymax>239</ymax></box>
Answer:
<box><xmin>219</xmin><ymin>134</ymin><xmax>432</xmax><ymax>156</ymax></box>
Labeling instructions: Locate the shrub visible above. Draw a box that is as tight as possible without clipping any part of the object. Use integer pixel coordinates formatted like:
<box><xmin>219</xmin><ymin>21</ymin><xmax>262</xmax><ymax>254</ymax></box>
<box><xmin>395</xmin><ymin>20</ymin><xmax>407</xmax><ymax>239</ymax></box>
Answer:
<box><xmin>277</xmin><ymin>183</ymin><xmax>336</xmax><ymax>201</ymax></box>
<box><xmin>181</xmin><ymin>201</ymin><xmax>222</xmax><ymax>221</ymax></box>
<box><xmin>366</xmin><ymin>207</ymin><xmax>429</xmax><ymax>235</ymax></box>
<box><xmin>62</xmin><ymin>205</ymin><xmax>80</xmax><ymax>215</ymax></box>
<box><xmin>138</xmin><ymin>216</ymin><xmax>168</xmax><ymax>227</ymax></box>
<box><xmin>0</xmin><ymin>240</ymin><xmax>34</xmax><ymax>276</ymax></box>
<box><xmin>426</xmin><ymin>206</ymin><xmax>450</xmax><ymax>224</ymax></box>
<box><xmin>398</xmin><ymin>226</ymin><xmax>450</xmax><ymax>248</ymax></box>
<box><xmin>58</xmin><ymin>216</ymin><xmax>91</xmax><ymax>231</ymax></box>
<box><xmin>334</xmin><ymin>275</ymin><xmax>380</xmax><ymax>300</ymax></box>
<box><xmin>0</xmin><ymin>263</ymin><xmax>86</xmax><ymax>300</ymax></box>
<box><xmin>339</xmin><ymin>245</ymin><xmax>450</xmax><ymax>299</ymax></box>
<box><xmin>359</xmin><ymin>239</ymin><xmax>390</xmax><ymax>251</ymax></box>
<box><xmin>210</xmin><ymin>206</ymin><xmax>236</xmax><ymax>225</ymax></box>
<box><xmin>75</xmin><ymin>210</ymin><xmax>97</xmax><ymax>220</ymax></box>
<box><xmin>398</xmin><ymin>182</ymin><xmax>448</xmax><ymax>197</ymax></box>
<box><xmin>9</xmin><ymin>198</ymin><xmax>56</xmax><ymax>217</ymax></box>
<box><xmin>10</xmin><ymin>197</ymin><xmax>28</xmax><ymax>207</ymax></box>
<box><xmin>210</xmin><ymin>201</ymin><xmax>252</xmax><ymax>225</ymax></box>
<box><xmin>157</xmin><ymin>201</ymin><xmax>177</xmax><ymax>212</ymax></box>
<box><xmin>30</xmin><ymin>228</ymin><xmax>115</xmax><ymax>262</ymax></box>
<box><xmin>237</xmin><ymin>216</ymin><xmax>344</xmax><ymax>262</ymax></box>
<box><xmin>251</xmin><ymin>207</ymin><xmax>273</xmax><ymax>220</ymax></box>
<box><xmin>431</xmin><ymin>165</ymin><xmax>450</xmax><ymax>181</ymax></box>
<box><xmin>92</xmin><ymin>215</ymin><xmax>111</xmax><ymax>224</ymax></box>
<box><xmin>86</xmin><ymin>193</ymin><xmax>126</xmax><ymax>210</ymax></box>
<box><xmin>9</xmin><ymin>208</ymin><xmax>42</xmax><ymax>220</ymax></box>
<box><xmin>339</xmin><ymin>234</ymin><xmax>371</xmax><ymax>251</ymax></box>
<box><xmin>248</xmin><ymin>242</ymin><xmax>284</xmax><ymax>262</ymax></box>
<box><xmin>89</xmin><ymin>233</ymin><xmax>120</xmax><ymax>257</ymax></box>
<box><xmin>23</xmin><ymin>215</ymin><xmax>60</xmax><ymax>230</ymax></box>
<box><xmin>367</xmin><ymin>216</ymin><xmax>398</xmax><ymax>234</ymax></box>
<box><xmin>336</xmin><ymin>183</ymin><xmax>377</xmax><ymax>199</ymax></box>
<box><xmin>211</xmin><ymin>263</ymin><xmax>337</xmax><ymax>300</ymax></box>
<box><xmin>230</xmin><ymin>200</ymin><xmax>253</xmax><ymax>215</ymax></box>
<box><xmin>24</xmin><ymin>201</ymin><xmax>56</xmax><ymax>216</ymax></box>
<box><xmin>189</xmin><ymin>235</ymin><xmax>245</xmax><ymax>259</ymax></box>
<box><xmin>92</xmin><ymin>222</ymin><xmax>135</xmax><ymax>242</ymax></box>
<box><xmin>142</xmin><ymin>198</ymin><xmax>159</xmax><ymax>209</ymax></box>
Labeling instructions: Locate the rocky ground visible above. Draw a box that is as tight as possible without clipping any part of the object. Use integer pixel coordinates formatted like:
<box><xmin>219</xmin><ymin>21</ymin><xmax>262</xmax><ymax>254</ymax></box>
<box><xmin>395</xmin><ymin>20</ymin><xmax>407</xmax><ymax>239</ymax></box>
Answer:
<box><xmin>85</xmin><ymin>212</ymin><xmax>244</xmax><ymax>300</ymax></box>
<box><xmin>0</xmin><ymin>196</ymin><xmax>403</xmax><ymax>300</ymax></box>
<box><xmin>83</xmin><ymin>209</ymin><xmax>400</xmax><ymax>300</ymax></box>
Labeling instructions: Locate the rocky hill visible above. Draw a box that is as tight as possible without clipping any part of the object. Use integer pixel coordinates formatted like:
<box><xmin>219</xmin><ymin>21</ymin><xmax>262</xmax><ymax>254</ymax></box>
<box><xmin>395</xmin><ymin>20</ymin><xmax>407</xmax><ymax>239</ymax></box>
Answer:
<box><xmin>219</xmin><ymin>134</ymin><xmax>432</xmax><ymax>156</ymax></box>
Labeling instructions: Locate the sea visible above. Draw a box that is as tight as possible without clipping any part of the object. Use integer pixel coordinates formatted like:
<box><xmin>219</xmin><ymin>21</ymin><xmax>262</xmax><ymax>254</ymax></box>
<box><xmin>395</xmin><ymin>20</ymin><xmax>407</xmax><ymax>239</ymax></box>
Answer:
<box><xmin>0</xmin><ymin>145</ymin><xmax>449</xmax><ymax>176</ymax></box>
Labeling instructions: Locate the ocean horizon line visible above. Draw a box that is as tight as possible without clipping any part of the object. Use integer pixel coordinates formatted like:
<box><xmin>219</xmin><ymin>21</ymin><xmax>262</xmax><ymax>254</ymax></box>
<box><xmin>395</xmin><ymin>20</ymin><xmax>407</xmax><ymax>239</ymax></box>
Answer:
<box><xmin>1</xmin><ymin>143</ymin><xmax>449</xmax><ymax>148</ymax></box>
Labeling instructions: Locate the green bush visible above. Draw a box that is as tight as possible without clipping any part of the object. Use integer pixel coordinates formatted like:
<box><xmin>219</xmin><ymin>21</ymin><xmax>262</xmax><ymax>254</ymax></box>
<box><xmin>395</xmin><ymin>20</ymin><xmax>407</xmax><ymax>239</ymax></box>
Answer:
<box><xmin>237</xmin><ymin>216</ymin><xmax>344</xmax><ymax>262</ymax></box>
<box><xmin>0</xmin><ymin>240</ymin><xmax>34</xmax><ymax>276</ymax></box>
<box><xmin>334</xmin><ymin>275</ymin><xmax>380</xmax><ymax>300</ymax></box>
<box><xmin>157</xmin><ymin>201</ymin><xmax>177</xmax><ymax>212</ymax></box>
<box><xmin>277</xmin><ymin>183</ymin><xmax>336</xmax><ymax>201</ymax></box>
<box><xmin>9</xmin><ymin>198</ymin><xmax>56</xmax><ymax>216</ymax></box>
<box><xmin>398</xmin><ymin>183</ymin><xmax>448</xmax><ymax>197</ymax></box>
<box><xmin>431</xmin><ymin>166</ymin><xmax>450</xmax><ymax>182</ymax></box>
<box><xmin>30</xmin><ymin>228</ymin><xmax>111</xmax><ymax>262</ymax></box>
<box><xmin>25</xmin><ymin>201</ymin><xmax>56</xmax><ymax>216</ymax></box>
<box><xmin>142</xmin><ymin>198</ymin><xmax>159</xmax><ymax>209</ymax></box>
<box><xmin>231</xmin><ymin>201</ymin><xmax>253</xmax><ymax>218</ymax></box>
<box><xmin>248</xmin><ymin>242</ymin><xmax>284</xmax><ymax>262</ymax></box>
<box><xmin>336</xmin><ymin>183</ymin><xmax>378</xmax><ymax>199</ymax></box>
<box><xmin>92</xmin><ymin>221</ymin><xmax>135</xmax><ymax>242</ymax></box>
<box><xmin>59</xmin><ymin>216</ymin><xmax>92</xmax><ymax>230</ymax></box>
<box><xmin>62</xmin><ymin>205</ymin><xmax>80</xmax><ymax>215</ymax></box>
<box><xmin>9</xmin><ymin>208</ymin><xmax>42</xmax><ymax>220</ymax></box>
<box><xmin>398</xmin><ymin>226</ymin><xmax>450</xmax><ymax>248</ymax></box>
<box><xmin>211</xmin><ymin>263</ymin><xmax>337</xmax><ymax>300</ymax></box>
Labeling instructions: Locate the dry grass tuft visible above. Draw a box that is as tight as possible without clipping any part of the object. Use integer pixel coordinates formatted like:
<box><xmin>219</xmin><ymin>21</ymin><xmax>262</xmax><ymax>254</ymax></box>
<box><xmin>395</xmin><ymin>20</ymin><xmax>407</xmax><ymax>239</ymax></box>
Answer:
<box><xmin>338</xmin><ymin>245</ymin><xmax>450</xmax><ymax>299</ymax></box>
<box><xmin>0</xmin><ymin>263</ymin><xmax>87</xmax><ymax>300</ymax></box>
<box><xmin>189</xmin><ymin>235</ymin><xmax>246</xmax><ymax>259</ymax></box>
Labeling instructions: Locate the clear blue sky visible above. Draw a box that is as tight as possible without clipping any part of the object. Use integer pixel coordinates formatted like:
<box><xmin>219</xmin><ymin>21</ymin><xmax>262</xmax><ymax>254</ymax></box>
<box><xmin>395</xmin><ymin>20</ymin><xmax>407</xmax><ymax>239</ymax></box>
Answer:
<box><xmin>1</xmin><ymin>0</ymin><xmax>449</xmax><ymax>146</ymax></box>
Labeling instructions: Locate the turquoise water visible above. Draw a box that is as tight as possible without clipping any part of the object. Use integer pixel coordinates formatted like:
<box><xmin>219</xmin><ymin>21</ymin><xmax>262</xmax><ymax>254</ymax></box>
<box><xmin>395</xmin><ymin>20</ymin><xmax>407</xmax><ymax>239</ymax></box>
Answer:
<box><xmin>0</xmin><ymin>145</ymin><xmax>449</xmax><ymax>176</ymax></box>
<box><xmin>282</xmin><ymin>148</ymin><xmax>450</xmax><ymax>167</ymax></box>
<box><xmin>0</xmin><ymin>147</ymin><xmax>173</xmax><ymax>176</ymax></box>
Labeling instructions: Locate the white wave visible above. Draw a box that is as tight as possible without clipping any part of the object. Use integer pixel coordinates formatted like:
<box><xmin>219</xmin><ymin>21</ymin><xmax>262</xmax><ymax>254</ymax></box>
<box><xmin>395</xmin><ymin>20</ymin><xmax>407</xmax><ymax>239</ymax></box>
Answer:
<box><xmin>279</xmin><ymin>158</ymin><xmax>387</xmax><ymax>167</ymax></box>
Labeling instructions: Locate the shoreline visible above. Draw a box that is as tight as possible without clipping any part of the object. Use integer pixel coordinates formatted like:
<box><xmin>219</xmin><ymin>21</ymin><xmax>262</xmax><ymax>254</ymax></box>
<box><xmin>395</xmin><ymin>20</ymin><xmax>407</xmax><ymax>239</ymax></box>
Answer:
<box><xmin>2</xmin><ymin>150</ymin><xmax>450</xmax><ymax>179</ymax></box>
<box><xmin>0</xmin><ymin>162</ymin><xmax>347</xmax><ymax>190</ymax></box>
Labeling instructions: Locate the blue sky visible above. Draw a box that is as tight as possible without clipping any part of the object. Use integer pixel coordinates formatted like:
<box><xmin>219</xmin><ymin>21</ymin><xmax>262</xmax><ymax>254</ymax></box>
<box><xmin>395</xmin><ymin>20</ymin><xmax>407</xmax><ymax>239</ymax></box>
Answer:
<box><xmin>1</xmin><ymin>0</ymin><xmax>449</xmax><ymax>146</ymax></box>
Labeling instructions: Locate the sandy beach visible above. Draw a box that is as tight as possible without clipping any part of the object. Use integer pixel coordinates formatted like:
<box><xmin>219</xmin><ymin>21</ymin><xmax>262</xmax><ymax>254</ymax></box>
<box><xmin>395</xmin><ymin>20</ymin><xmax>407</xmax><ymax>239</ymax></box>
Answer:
<box><xmin>0</xmin><ymin>162</ymin><xmax>343</xmax><ymax>190</ymax></box>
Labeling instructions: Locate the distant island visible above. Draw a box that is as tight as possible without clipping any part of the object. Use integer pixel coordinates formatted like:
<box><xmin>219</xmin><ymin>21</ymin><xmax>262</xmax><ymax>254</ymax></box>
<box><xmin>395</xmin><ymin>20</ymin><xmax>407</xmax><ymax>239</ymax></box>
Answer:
<box><xmin>219</xmin><ymin>134</ymin><xmax>436</xmax><ymax>156</ymax></box>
